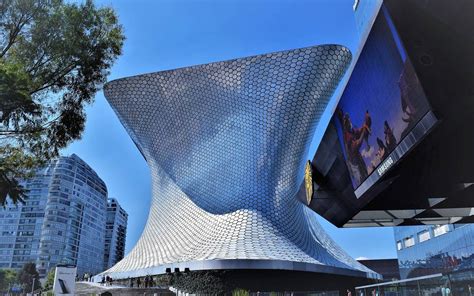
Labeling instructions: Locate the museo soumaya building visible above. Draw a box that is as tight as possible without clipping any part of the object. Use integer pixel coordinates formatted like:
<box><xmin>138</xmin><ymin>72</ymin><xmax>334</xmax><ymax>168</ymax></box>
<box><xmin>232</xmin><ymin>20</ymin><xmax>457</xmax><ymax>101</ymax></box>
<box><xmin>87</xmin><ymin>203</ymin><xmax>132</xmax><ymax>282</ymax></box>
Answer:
<box><xmin>102</xmin><ymin>43</ymin><xmax>380</xmax><ymax>287</ymax></box>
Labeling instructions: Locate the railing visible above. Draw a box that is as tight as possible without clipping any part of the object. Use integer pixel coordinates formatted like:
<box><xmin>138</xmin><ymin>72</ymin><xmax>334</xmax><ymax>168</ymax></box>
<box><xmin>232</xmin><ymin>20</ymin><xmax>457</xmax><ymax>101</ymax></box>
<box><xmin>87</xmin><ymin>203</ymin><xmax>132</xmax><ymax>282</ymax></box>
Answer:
<box><xmin>356</xmin><ymin>270</ymin><xmax>474</xmax><ymax>296</ymax></box>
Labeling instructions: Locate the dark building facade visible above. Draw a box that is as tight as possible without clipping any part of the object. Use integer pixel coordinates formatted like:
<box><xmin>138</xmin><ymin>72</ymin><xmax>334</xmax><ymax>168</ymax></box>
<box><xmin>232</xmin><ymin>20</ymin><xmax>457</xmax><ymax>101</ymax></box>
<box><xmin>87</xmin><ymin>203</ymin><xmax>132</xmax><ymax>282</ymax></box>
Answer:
<box><xmin>358</xmin><ymin>259</ymin><xmax>400</xmax><ymax>281</ymax></box>
<box><xmin>303</xmin><ymin>0</ymin><xmax>474</xmax><ymax>228</ymax></box>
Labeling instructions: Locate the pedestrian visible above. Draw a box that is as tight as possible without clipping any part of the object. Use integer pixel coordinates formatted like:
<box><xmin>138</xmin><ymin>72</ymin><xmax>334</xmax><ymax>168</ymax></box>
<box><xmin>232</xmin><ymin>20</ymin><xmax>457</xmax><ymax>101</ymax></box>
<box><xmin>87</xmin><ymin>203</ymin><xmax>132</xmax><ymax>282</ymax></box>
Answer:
<box><xmin>146</xmin><ymin>275</ymin><xmax>150</xmax><ymax>288</ymax></box>
<box><xmin>137</xmin><ymin>277</ymin><xmax>141</xmax><ymax>288</ymax></box>
<box><xmin>129</xmin><ymin>277</ymin><xmax>134</xmax><ymax>288</ymax></box>
<box><xmin>101</xmin><ymin>275</ymin><xmax>105</xmax><ymax>286</ymax></box>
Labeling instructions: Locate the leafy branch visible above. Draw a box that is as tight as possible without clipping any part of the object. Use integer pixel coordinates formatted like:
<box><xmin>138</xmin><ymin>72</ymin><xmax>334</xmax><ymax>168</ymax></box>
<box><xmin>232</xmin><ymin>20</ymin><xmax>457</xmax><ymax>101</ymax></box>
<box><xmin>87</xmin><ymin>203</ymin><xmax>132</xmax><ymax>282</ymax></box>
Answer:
<box><xmin>0</xmin><ymin>0</ymin><xmax>124</xmax><ymax>205</ymax></box>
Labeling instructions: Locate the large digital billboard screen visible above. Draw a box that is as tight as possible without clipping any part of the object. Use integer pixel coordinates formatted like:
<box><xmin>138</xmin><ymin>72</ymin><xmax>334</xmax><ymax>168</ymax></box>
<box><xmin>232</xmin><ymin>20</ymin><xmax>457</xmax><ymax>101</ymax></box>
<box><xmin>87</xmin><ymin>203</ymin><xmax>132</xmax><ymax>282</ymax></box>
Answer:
<box><xmin>334</xmin><ymin>7</ymin><xmax>431</xmax><ymax>190</ymax></box>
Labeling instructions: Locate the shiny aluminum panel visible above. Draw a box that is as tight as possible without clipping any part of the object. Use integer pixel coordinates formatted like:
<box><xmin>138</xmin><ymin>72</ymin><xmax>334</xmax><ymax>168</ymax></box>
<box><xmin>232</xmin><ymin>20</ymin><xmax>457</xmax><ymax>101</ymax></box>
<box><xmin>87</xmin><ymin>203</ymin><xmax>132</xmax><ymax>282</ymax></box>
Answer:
<box><xmin>103</xmin><ymin>44</ymin><xmax>378</xmax><ymax>279</ymax></box>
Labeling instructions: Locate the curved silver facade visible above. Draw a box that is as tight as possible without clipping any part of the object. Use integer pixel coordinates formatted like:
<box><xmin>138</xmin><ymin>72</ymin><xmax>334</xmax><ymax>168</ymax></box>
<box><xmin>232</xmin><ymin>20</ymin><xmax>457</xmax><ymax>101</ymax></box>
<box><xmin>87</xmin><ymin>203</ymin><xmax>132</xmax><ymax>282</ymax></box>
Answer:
<box><xmin>103</xmin><ymin>45</ymin><xmax>379</xmax><ymax>279</ymax></box>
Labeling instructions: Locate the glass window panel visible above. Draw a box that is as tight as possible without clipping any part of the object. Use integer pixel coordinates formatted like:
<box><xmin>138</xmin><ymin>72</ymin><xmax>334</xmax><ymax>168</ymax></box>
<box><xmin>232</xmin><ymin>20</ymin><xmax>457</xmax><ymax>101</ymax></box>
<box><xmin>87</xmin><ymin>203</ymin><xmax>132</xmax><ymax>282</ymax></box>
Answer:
<box><xmin>418</xmin><ymin>230</ymin><xmax>431</xmax><ymax>242</ymax></box>
<box><xmin>405</xmin><ymin>236</ymin><xmax>415</xmax><ymax>248</ymax></box>
<box><xmin>433</xmin><ymin>224</ymin><xmax>449</xmax><ymax>237</ymax></box>
<box><xmin>397</xmin><ymin>241</ymin><xmax>403</xmax><ymax>250</ymax></box>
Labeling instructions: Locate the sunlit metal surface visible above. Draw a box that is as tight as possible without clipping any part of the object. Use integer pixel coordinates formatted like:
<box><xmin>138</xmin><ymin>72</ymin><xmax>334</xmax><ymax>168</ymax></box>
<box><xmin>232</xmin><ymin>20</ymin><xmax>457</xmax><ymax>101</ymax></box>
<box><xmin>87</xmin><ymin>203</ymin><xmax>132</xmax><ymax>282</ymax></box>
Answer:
<box><xmin>103</xmin><ymin>44</ymin><xmax>379</xmax><ymax>279</ymax></box>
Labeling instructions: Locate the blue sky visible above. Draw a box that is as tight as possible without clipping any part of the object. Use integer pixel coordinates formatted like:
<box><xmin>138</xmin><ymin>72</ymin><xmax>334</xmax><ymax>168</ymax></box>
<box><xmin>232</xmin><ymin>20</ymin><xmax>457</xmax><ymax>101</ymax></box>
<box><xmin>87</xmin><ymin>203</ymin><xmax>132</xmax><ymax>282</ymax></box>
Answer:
<box><xmin>63</xmin><ymin>0</ymin><xmax>397</xmax><ymax>259</ymax></box>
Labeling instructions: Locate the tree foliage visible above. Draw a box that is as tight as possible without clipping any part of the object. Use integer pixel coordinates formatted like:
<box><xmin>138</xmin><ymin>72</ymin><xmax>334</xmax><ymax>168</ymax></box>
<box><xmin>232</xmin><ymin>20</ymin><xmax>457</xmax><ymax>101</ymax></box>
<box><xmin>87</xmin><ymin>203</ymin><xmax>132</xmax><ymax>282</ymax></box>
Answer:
<box><xmin>17</xmin><ymin>262</ymin><xmax>41</xmax><ymax>292</ymax></box>
<box><xmin>169</xmin><ymin>271</ymin><xmax>235</xmax><ymax>295</ymax></box>
<box><xmin>232</xmin><ymin>288</ymin><xmax>250</xmax><ymax>296</ymax></box>
<box><xmin>0</xmin><ymin>269</ymin><xmax>17</xmax><ymax>291</ymax></box>
<box><xmin>0</xmin><ymin>0</ymin><xmax>124</xmax><ymax>205</ymax></box>
<box><xmin>43</xmin><ymin>268</ymin><xmax>55</xmax><ymax>291</ymax></box>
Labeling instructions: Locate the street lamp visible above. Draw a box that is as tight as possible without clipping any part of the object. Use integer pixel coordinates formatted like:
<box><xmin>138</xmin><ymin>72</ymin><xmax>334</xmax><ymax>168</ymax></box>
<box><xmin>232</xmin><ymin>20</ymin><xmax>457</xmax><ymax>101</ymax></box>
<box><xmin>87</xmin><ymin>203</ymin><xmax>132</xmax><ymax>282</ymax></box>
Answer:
<box><xmin>31</xmin><ymin>277</ymin><xmax>35</xmax><ymax>295</ymax></box>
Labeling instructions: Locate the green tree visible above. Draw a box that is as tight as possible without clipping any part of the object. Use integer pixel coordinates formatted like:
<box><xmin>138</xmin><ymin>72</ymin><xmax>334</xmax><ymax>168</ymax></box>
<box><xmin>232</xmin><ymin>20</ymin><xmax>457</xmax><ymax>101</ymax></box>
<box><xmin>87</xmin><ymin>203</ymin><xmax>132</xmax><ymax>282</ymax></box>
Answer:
<box><xmin>232</xmin><ymin>288</ymin><xmax>250</xmax><ymax>296</ymax></box>
<box><xmin>0</xmin><ymin>0</ymin><xmax>124</xmax><ymax>205</ymax></box>
<box><xmin>0</xmin><ymin>269</ymin><xmax>17</xmax><ymax>291</ymax></box>
<box><xmin>43</xmin><ymin>268</ymin><xmax>55</xmax><ymax>291</ymax></box>
<box><xmin>171</xmin><ymin>271</ymin><xmax>232</xmax><ymax>294</ymax></box>
<box><xmin>17</xmin><ymin>262</ymin><xmax>41</xmax><ymax>292</ymax></box>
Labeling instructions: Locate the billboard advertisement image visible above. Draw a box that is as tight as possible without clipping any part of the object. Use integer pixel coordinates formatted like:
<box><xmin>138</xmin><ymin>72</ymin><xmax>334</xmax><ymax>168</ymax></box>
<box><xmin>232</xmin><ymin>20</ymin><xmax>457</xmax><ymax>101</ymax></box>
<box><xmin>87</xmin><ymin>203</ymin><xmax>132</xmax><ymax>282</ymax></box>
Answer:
<box><xmin>334</xmin><ymin>7</ymin><xmax>431</xmax><ymax>190</ymax></box>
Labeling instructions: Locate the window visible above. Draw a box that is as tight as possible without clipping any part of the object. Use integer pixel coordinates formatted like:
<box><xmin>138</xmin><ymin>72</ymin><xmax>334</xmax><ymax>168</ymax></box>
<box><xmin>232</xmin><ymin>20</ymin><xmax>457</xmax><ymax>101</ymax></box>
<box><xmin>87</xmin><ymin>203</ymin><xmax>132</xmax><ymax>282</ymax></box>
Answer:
<box><xmin>433</xmin><ymin>224</ymin><xmax>449</xmax><ymax>237</ymax></box>
<box><xmin>404</xmin><ymin>236</ymin><xmax>415</xmax><ymax>248</ymax></box>
<box><xmin>396</xmin><ymin>241</ymin><xmax>402</xmax><ymax>251</ymax></box>
<box><xmin>418</xmin><ymin>230</ymin><xmax>431</xmax><ymax>242</ymax></box>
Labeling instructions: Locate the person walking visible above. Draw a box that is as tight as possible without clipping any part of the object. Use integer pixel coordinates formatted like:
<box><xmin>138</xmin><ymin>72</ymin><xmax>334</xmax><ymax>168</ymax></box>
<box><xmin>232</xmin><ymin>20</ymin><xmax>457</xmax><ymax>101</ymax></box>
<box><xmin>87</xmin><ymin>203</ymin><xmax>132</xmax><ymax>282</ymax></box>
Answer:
<box><xmin>137</xmin><ymin>277</ymin><xmax>141</xmax><ymax>288</ymax></box>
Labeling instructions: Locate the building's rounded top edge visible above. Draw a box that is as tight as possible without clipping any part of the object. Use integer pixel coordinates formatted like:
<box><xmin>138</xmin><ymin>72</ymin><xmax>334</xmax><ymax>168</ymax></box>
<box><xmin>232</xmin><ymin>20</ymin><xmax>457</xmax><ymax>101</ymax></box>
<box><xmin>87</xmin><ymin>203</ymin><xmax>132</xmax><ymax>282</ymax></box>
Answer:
<box><xmin>104</xmin><ymin>44</ymin><xmax>351</xmax><ymax>90</ymax></box>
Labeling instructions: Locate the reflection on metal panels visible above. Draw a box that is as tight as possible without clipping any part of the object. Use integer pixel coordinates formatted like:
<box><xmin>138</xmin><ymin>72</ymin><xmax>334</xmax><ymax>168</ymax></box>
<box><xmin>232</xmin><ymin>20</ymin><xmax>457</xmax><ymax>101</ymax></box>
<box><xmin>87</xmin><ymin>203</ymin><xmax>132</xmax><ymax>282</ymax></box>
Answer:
<box><xmin>103</xmin><ymin>44</ymin><xmax>378</xmax><ymax>279</ymax></box>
